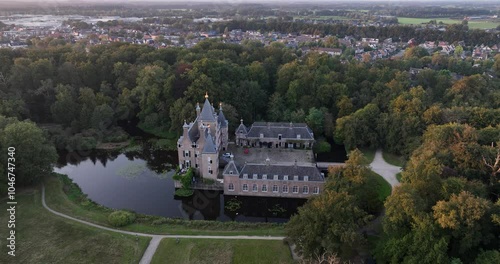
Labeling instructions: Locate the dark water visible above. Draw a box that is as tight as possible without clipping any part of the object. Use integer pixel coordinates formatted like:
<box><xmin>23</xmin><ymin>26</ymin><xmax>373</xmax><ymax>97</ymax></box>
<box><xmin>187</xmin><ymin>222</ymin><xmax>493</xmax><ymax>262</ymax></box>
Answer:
<box><xmin>55</xmin><ymin>146</ymin><xmax>304</xmax><ymax>222</ymax></box>
<box><xmin>315</xmin><ymin>140</ymin><xmax>348</xmax><ymax>162</ymax></box>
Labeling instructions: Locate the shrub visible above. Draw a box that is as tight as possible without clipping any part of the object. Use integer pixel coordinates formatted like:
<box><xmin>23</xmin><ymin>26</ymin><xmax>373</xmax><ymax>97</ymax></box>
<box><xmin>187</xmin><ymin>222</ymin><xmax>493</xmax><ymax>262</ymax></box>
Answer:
<box><xmin>314</xmin><ymin>140</ymin><xmax>331</xmax><ymax>153</ymax></box>
<box><xmin>108</xmin><ymin>210</ymin><xmax>136</xmax><ymax>227</ymax></box>
<box><xmin>174</xmin><ymin>188</ymin><xmax>194</xmax><ymax>197</ymax></box>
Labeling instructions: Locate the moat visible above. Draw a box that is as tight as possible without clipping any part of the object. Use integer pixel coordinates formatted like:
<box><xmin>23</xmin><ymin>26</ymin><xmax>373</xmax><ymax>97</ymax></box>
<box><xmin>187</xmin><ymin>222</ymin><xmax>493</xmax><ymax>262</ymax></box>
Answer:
<box><xmin>54</xmin><ymin>146</ymin><xmax>307</xmax><ymax>222</ymax></box>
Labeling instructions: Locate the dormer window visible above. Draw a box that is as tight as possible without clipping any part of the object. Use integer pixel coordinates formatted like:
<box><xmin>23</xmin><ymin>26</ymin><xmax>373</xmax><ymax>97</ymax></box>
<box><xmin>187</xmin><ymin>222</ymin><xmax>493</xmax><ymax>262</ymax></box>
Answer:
<box><xmin>260</xmin><ymin>133</ymin><xmax>264</xmax><ymax>138</ymax></box>
<box><xmin>253</xmin><ymin>174</ymin><xmax>258</xmax><ymax>180</ymax></box>
<box><xmin>304</xmin><ymin>176</ymin><xmax>309</xmax><ymax>182</ymax></box>
<box><xmin>294</xmin><ymin>175</ymin><xmax>298</xmax><ymax>181</ymax></box>
<box><xmin>243</xmin><ymin>174</ymin><xmax>248</xmax><ymax>179</ymax></box>
<box><xmin>229</xmin><ymin>171</ymin><xmax>233</xmax><ymax>175</ymax></box>
<box><xmin>297</xmin><ymin>134</ymin><xmax>301</xmax><ymax>139</ymax></box>
<box><xmin>262</xmin><ymin>174</ymin><xmax>267</xmax><ymax>180</ymax></box>
<box><xmin>283</xmin><ymin>175</ymin><xmax>288</xmax><ymax>181</ymax></box>
<box><xmin>273</xmin><ymin>175</ymin><xmax>278</xmax><ymax>180</ymax></box>
<box><xmin>278</xmin><ymin>134</ymin><xmax>282</xmax><ymax>140</ymax></box>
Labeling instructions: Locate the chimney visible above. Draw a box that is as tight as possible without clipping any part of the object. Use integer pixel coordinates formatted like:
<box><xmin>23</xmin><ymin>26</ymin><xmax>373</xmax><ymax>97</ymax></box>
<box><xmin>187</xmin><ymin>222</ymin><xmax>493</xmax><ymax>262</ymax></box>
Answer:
<box><xmin>289</xmin><ymin>122</ymin><xmax>293</xmax><ymax>129</ymax></box>
<box><xmin>265</xmin><ymin>157</ymin><xmax>270</xmax><ymax>166</ymax></box>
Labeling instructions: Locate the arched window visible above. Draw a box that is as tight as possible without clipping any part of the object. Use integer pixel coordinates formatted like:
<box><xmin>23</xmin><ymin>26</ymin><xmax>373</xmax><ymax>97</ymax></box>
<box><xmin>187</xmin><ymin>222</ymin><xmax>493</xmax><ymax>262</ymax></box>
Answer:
<box><xmin>262</xmin><ymin>184</ymin><xmax>268</xmax><ymax>192</ymax></box>
<box><xmin>272</xmin><ymin>185</ymin><xmax>279</xmax><ymax>192</ymax></box>
<box><xmin>302</xmin><ymin>186</ymin><xmax>309</xmax><ymax>194</ymax></box>
<box><xmin>313</xmin><ymin>187</ymin><xmax>320</xmax><ymax>194</ymax></box>
<box><xmin>252</xmin><ymin>184</ymin><xmax>258</xmax><ymax>192</ymax></box>
<box><xmin>228</xmin><ymin>183</ymin><xmax>234</xmax><ymax>191</ymax></box>
<box><xmin>282</xmin><ymin>185</ymin><xmax>288</xmax><ymax>193</ymax></box>
<box><xmin>292</xmin><ymin>186</ymin><xmax>298</xmax><ymax>193</ymax></box>
<box><xmin>242</xmin><ymin>184</ymin><xmax>248</xmax><ymax>191</ymax></box>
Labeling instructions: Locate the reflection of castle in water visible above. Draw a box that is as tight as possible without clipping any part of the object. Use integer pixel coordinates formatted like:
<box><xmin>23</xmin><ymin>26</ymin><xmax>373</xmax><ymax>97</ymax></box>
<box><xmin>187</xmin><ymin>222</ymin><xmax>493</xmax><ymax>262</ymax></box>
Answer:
<box><xmin>177</xmin><ymin>191</ymin><xmax>306</xmax><ymax>222</ymax></box>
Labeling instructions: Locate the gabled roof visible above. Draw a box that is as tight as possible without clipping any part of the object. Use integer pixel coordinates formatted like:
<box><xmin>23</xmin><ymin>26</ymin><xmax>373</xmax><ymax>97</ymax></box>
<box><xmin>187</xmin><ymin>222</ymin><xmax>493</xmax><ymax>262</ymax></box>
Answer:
<box><xmin>238</xmin><ymin>164</ymin><xmax>323</xmax><ymax>181</ymax></box>
<box><xmin>199</xmin><ymin>98</ymin><xmax>216</xmax><ymax>122</ymax></box>
<box><xmin>245</xmin><ymin>122</ymin><xmax>314</xmax><ymax>140</ymax></box>
<box><xmin>236</xmin><ymin>122</ymin><xmax>247</xmax><ymax>135</ymax></box>
<box><xmin>223</xmin><ymin>160</ymin><xmax>239</xmax><ymax>175</ymax></box>
<box><xmin>202</xmin><ymin>132</ymin><xmax>217</xmax><ymax>154</ymax></box>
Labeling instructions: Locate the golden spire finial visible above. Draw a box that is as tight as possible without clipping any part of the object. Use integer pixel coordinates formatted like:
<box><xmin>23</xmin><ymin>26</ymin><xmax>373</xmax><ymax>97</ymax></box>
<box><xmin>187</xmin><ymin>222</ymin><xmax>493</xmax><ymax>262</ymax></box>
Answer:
<box><xmin>205</xmin><ymin>92</ymin><xmax>209</xmax><ymax>99</ymax></box>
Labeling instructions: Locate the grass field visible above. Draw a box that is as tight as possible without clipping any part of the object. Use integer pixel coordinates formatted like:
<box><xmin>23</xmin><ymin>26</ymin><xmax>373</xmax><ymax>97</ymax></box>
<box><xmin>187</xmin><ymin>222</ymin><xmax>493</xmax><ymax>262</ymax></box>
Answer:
<box><xmin>398</xmin><ymin>17</ymin><xmax>499</xmax><ymax>29</ymax></box>
<box><xmin>396</xmin><ymin>172</ymin><xmax>402</xmax><ymax>183</ymax></box>
<box><xmin>370</xmin><ymin>171</ymin><xmax>392</xmax><ymax>202</ymax></box>
<box><xmin>360</xmin><ymin>148</ymin><xmax>376</xmax><ymax>165</ymax></box>
<box><xmin>0</xmin><ymin>189</ymin><xmax>150</xmax><ymax>264</ymax></box>
<box><xmin>151</xmin><ymin>238</ymin><xmax>293</xmax><ymax>264</ymax></box>
<box><xmin>44</xmin><ymin>175</ymin><xmax>286</xmax><ymax>236</ymax></box>
<box><xmin>382</xmin><ymin>152</ymin><xmax>405</xmax><ymax>167</ymax></box>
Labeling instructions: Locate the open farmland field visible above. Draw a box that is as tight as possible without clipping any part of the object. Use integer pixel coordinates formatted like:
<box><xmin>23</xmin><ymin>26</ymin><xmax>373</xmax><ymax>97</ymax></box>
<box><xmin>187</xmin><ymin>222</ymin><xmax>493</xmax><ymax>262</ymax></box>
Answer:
<box><xmin>398</xmin><ymin>17</ymin><xmax>499</xmax><ymax>29</ymax></box>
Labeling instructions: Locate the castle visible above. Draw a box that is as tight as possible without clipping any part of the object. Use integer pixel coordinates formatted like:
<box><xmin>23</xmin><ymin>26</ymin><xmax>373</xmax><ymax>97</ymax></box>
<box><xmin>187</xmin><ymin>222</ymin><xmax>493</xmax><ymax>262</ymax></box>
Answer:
<box><xmin>177</xmin><ymin>93</ymin><xmax>228</xmax><ymax>180</ymax></box>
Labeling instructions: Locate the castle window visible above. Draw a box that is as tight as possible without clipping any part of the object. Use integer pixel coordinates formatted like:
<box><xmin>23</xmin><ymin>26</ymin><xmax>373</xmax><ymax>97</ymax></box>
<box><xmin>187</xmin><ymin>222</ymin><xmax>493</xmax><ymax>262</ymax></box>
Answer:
<box><xmin>304</xmin><ymin>176</ymin><xmax>309</xmax><ymax>181</ymax></box>
<box><xmin>313</xmin><ymin>187</ymin><xmax>320</xmax><ymax>194</ymax></box>
<box><xmin>282</xmin><ymin>185</ymin><xmax>288</xmax><ymax>193</ymax></box>
<box><xmin>252</xmin><ymin>184</ymin><xmax>258</xmax><ymax>192</ymax></box>
<box><xmin>297</xmin><ymin>134</ymin><xmax>301</xmax><ymax>139</ymax></box>
<box><xmin>208</xmin><ymin>166</ymin><xmax>213</xmax><ymax>174</ymax></box>
<box><xmin>195</xmin><ymin>164</ymin><xmax>198</xmax><ymax>168</ymax></box>
<box><xmin>243</xmin><ymin>174</ymin><xmax>248</xmax><ymax>179</ymax></box>
<box><xmin>283</xmin><ymin>175</ymin><xmax>288</xmax><ymax>181</ymax></box>
<box><xmin>273</xmin><ymin>175</ymin><xmax>278</xmax><ymax>180</ymax></box>
<box><xmin>260</xmin><ymin>133</ymin><xmax>264</xmax><ymax>138</ymax></box>
<box><xmin>229</xmin><ymin>171</ymin><xmax>233</xmax><ymax>175</ymax></box>
<box><xmin>292</xmin><ymin>186</ymin><xmax>298</xmax><ymax>193</ymax></box>
<box><xmin>242</xmin><ymin>184</ymin><xmax>248</xmax><ymax>191</ymax></box>
<box><xmin>294</xmin><ymin>176</ymin><xmax>298</xmax><ymax>181</ymax></box>
<box><xmin>262</xmin><ymin>174</ymin><xmax>267</xmax><ymax>180</ymax></box>
<box><xmin>278</xmin><ymin>134</ymin><xmax>282</xmax><ymax>140</ymax></box>
<box><xmin>272</xmin><ymin>185</ymin><xmax>278</xmax><ymax>192</ymax></box>
<box><xmin>262</xmin><ymin>184</ymin><xmax>267</xmax><ymax>192</ymax></box>
<box><xmin>302</xmin><ymin>186</ymin><xmax>309</xmax><ymax>194</ymax></box>
<box><xmin>228</xmin><ymin>183</ymin><xmax>234</xmax><ymax>191</ymax></box>
<box><xmin>253</xmin><ymin>174</ymin><xmax>258</xmax><ymax>180</ymax></box>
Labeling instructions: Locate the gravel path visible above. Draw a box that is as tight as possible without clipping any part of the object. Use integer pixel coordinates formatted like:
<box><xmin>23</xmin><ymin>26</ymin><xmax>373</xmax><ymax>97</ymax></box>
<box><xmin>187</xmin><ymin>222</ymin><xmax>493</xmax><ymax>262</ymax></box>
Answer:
<box><xmin>369</xmin><ymin>150</ymin><xmax>402</xmax><ymax>189</ymax></box>
<box><xmin>41</xmin><ymin>185</ymin><xmax>285</xmax><ymax>264</ymax></box>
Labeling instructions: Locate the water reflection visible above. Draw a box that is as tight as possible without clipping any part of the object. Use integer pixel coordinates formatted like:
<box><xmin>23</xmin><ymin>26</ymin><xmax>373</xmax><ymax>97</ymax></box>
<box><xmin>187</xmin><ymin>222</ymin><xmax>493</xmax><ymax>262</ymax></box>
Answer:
<box><xmin>55</xmin><ymin>145</ymin><xmax>305</xmax><ymax>222</ymax></box>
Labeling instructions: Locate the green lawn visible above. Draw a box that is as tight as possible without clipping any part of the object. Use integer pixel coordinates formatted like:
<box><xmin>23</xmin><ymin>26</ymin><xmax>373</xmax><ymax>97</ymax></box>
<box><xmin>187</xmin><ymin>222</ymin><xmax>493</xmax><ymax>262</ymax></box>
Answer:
<box><xmin>382</xmin><ymin>152</ymin><xmax>405</xmax><ymax>167</ymax></box>
<box><xmin>44</xmin><ymin>174</ymin><xmax>285</xmax><ymax>236</ymax></box>
<box><xmin>370</xmin><ymin>171</ymin><xmax>392</xmax><ymax>202</ymax></box>
<box><xmin>398</xmin><ymin>17</ymin><xmax>499</xmax><ymax>29</ymax></box>
<box><xmin>0</xmin><ymin>189</ymin><xmax>150</xmax><ymax>264</ymax></box>
<box><xmin>360</xmin><ymin>148</ymin><xmax>376</xmax><ymax>165</ymax></box>
<box><xmin>151</xmin><ymin>238</ymin><xmax>294</xmax><ymax>264</ymax></box>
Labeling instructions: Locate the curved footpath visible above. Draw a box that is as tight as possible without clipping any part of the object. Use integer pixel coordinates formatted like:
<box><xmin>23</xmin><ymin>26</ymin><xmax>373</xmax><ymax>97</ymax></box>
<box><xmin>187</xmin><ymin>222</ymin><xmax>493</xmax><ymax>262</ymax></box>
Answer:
<box><xmin>369</xmin><ymin>150</ymin><xmax>402</xmax><ymax>189</ymax></box>
<box><xmin>41</xmin><ymin>185</ymin><xmax>285</xmax><ymax>264</ymax></box>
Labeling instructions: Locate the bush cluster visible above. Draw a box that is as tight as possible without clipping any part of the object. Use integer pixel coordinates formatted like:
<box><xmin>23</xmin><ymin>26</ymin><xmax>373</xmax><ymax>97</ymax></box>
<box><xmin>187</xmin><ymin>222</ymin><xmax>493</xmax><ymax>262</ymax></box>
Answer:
<box><xmin>108</xmin><ymin>210</ymin><xmax>137</xmax><ymax>227</ymax></box>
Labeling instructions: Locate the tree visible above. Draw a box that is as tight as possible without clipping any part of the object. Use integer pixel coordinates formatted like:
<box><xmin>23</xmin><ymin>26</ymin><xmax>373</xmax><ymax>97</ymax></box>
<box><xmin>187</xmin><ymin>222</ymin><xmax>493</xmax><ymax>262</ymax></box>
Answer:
<box><xmin>0</xmin><ymin>120</ymin><xmax>57</xmax><ymax>185</ymax></box>
<box><xmin>286</xmin><ymin>190</ymin><xmax>371</xmax><ymax>259</ymax></box>
<box><xmin>305</xmin><ymin>107</ymin><xmax>324</xmax><ymax>135</ymax></box>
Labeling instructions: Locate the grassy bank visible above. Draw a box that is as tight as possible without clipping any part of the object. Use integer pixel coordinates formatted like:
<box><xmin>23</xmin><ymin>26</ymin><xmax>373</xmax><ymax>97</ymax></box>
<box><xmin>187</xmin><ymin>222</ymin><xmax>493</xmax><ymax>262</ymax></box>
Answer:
<box><xmin>151</xmin><ymin>238</ymin><xmax>293</xmax><ymax>264</ymax></box>
<box><xmin>44</xmin><ymin>174</ymin><xmax>286</xmax><ymax>236</ymax></box>
<box><xmin>370</xmin><ymin>171</ymin><xmax>392</xmax><ymax>202</ymax></box>
<box><xmin>382</xmin><ymin>152</ymin><xmax>405</xmax><ymax>167</ymax></box>
<box><xmin>0</xmin><ymin>189</ymin><xmax>150</xmax><ymax>264</ymax></box>
<box><xmin>360</xmin><ymin>148</ymin><xmax>376</xmax><ymax>165</ymax></box>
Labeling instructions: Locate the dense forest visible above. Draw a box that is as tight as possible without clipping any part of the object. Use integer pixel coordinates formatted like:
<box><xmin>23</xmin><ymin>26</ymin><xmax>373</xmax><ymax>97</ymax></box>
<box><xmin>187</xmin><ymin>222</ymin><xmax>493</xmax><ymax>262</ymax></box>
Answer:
<box><xmin>1</xmin><ymin>38</ymin><xmax>500</xmax><ymax>262</ymax></box>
